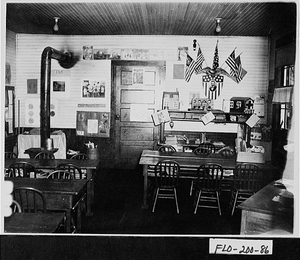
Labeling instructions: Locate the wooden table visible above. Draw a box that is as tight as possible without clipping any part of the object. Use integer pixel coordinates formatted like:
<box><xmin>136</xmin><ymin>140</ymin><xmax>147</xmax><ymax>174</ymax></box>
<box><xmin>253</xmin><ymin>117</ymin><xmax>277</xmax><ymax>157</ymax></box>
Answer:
<box><xmin>5</xmin><ymin>158</ymin><xmax>99</xmax><ymax>216</ymax></box>
<box><xmin>6</xmin><ymin>177</ymin><xmax>88</xmax><ymax>233</ymax></box>
<box><xmin>237</xmin><ymin>181</ymin><xmax>294</xmax><ymax>235</ymax></box>
<box><xmin>4</xmin><ymin>212</ymin><xmax>65</xmax><ymax>233</ymax></box>
<box><xmin>139</xmin><ymin>150</ymin><xmax>278</xmax><ymax>209</ymax></box>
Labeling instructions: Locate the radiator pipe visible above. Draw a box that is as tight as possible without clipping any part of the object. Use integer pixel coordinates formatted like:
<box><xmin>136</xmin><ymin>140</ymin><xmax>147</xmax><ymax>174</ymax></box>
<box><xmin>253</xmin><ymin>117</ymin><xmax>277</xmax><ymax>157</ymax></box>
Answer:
<box><xmin>40</xmin><ymin>46</ymin><xmax>71</xmax><ymax>148</ymax></box>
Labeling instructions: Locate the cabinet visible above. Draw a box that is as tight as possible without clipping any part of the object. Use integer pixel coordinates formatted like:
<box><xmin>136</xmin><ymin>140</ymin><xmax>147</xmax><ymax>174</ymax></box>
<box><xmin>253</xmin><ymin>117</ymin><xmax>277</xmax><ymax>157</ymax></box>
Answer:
<box><xmin>160</xmin><ymin>110</ymin><xmax>252</xmax><ymax>150</ymax></box>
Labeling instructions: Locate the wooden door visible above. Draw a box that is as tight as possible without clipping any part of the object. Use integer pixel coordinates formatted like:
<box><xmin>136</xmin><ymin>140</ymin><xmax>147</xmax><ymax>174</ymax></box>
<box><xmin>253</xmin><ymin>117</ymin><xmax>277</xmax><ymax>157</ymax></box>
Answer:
<box><xmin>112</xmin><ymin>61</ymin><xmax>165</xmax><ymax>169</ymax></box>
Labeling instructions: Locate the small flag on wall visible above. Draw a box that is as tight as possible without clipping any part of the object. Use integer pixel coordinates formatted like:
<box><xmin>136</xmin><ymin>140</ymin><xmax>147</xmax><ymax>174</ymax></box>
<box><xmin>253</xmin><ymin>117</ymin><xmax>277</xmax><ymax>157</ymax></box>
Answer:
<box><xmin>184</xmin><ymin>53</ymin><xmax>196</xmax><ymax>82</ymax></box>
<box><xmin>225</xmin><ymin>49</ymin><xmax>247</xmax><ymax>83</ymax></box>
<box><xmin>203</xmin><ymin>74</ymin><xmax>224</xmax><ymax>100</ymax></box>
<box><xmin>194</xmin><ymin>46</ymin><xmax>205</xmax><ymax>74</ymax></box>
<box><xmin>235</xmin><ymin>55</ymin><xmax>247</xmax><ymax>83</ymax></box>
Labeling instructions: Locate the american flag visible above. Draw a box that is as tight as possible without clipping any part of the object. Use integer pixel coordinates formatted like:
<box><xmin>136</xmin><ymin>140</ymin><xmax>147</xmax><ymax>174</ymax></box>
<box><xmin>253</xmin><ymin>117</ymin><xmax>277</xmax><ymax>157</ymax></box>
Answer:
<box><xmin>194</xmin><ymin>46</ymin><xmax>205</xmax><ymax>74</ymax></box>
<box><xmin>203</xmin><ymin>74</ymin><xmax>224</xmax><ymax>100</ymax></box>
<box><xmin>184</xmin><ymin>53</ymin><xmax>197</xmax><ymax>82</ymax></box>
<box><xmin>225</xmin><ymin>50</ymin><xmax>238</xmax><ymax>77</ymax></box>
<box><xmin>212</xmin><ymin>41</ymin><xmax>219</xmax><ymax>70</ymax></box>
<box><xmin>235</xmin><ymin>55</ymin><xmax>247</xmax><ymax>83</ymax></box>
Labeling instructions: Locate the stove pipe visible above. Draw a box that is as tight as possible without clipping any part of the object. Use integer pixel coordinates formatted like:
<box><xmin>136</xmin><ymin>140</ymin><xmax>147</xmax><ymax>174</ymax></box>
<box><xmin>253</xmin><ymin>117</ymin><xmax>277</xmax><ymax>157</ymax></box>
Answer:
<box><xmin>40</xmin><ymin>47</ymin><xmax>71</xmax><ymax>148</ymax></box>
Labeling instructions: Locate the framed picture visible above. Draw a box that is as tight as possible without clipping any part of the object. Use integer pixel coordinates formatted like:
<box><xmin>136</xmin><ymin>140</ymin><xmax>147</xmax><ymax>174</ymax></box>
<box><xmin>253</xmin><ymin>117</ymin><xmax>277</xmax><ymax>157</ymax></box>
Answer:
<box><xmin>81</xmin><ymin>79</ymin><xmax>106</xmax><ymax>98</ymax></box>
<box><xmin>51</xmin><ymin>77</ymin><xmax>70</xmax><ymax>99</ymax></box>
<box><xmin>76</xmin><ymin>111</ymin><xmax>110</xmax><ymax>137</ymax></box>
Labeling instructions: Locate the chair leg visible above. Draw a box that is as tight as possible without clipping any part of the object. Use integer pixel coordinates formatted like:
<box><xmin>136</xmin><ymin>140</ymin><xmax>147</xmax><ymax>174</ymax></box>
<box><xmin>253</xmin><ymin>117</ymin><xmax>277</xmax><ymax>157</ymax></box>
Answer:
<box><xmin>174</xmin><ymin>188</ymin><xmax>179</xmax><ymax>214</ymax></box>
<box><xmin>189</xmin><ymin>181</ymin><xmax>194</xmax><ymax>196</ymax></box>
<box><xmin>216</xmin><ymin>191</ymin><xmax>222</xmax><ymax>216</ymax></box>
<box><xmin>194</xmin><ymin>190</ymin><xmax>202</xmax><ymax>214</ymax></box>
<box><xmin>152</xmin><ymin>188</ymin><xmax>159</xmax><ymax>213</ymax></box>
<box><xmin>231</xmin><ymin>191</ymin><xmax>238</xmax><ymax>216</ymax></box>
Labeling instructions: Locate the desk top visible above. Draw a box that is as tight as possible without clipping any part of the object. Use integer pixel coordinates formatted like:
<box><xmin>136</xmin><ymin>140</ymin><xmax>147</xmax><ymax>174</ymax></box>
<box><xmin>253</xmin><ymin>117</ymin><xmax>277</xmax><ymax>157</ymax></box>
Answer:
<box><xmin>238</xmin><ymin>181</ymin><xmax>294</xmax><ymax>216</ymax></box>
<box><xmin>5</xmin><ymin>158</ymin><xmax>100</xmax><ymax>170</ymax></box>
<box><xmin>5</xmin><ymin>178</ymin><xmax>88</xmax><ymax>195</ymax></box>
<box><xmin>139</xmin><ymin>150</ymin><xmax>275</xmax><ymax>170</ymax></box>
<box><xmin>4</xmin><ymin>212</ymin><xmax>65</xmax><ymax>233</ymax></box>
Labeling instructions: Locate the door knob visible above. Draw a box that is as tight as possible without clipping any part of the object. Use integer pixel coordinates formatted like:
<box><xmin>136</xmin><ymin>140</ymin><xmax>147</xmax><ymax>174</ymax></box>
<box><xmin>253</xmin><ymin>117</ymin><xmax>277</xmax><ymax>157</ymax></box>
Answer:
<box><xmin>115</xmin><ymin>114</ymin><xmax>120</xmax><ymax>120</ymax></box>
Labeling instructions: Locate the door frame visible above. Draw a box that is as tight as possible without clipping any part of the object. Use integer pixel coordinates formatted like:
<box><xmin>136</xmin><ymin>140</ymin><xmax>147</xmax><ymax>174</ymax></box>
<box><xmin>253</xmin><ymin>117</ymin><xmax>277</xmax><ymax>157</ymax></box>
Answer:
<box><xmin>111</xmin><ymin>60</ymin><xmax>166</xmax><ymax>168</ymax></box>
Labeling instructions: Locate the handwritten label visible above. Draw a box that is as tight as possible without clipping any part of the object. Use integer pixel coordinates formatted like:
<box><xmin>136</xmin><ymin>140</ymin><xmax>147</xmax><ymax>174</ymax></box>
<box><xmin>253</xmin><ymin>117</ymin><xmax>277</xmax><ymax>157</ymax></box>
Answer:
<box><xmin>209</xmin><ymin>238</ymin><xmax>272</xmax><ymax>255</ymax></box>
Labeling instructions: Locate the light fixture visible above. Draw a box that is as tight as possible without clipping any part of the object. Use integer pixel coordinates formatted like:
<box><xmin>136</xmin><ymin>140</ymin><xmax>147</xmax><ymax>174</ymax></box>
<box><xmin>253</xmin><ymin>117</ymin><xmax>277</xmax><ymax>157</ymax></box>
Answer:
<box><xmin>215</xmin><ymin>18</ymin><xmax>222</xmax><ymax>33</ymax></box>
<box><xmin>193</xmin><ymin>39</ymin><xmax>197</xmax><ymax>51</ymax></box>
<box><xmin>53</xmin><ymin>17</ymin><xmax>60</xmax><ymax>32</ymax></box>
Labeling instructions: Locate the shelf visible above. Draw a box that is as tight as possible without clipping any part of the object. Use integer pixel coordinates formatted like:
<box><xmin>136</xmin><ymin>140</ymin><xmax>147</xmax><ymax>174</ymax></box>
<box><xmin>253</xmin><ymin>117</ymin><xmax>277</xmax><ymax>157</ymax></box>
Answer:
<box><xmin>168</xmin><ymin>110</ymin><xmax>252</xmax><ymax>124</ymax></box>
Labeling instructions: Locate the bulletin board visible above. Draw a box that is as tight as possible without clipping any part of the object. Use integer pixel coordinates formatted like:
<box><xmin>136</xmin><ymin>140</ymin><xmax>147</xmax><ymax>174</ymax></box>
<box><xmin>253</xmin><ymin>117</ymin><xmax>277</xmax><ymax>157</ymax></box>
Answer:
<box><xmin>76</xmin><ymin>111</ymin><xmax>110</xmax><ymax>137</ymax></box>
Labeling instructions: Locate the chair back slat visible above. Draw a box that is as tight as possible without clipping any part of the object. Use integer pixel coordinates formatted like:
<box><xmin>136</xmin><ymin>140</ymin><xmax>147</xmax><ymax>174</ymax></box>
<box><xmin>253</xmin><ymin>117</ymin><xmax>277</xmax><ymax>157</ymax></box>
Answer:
<box><xmin>155</xmin><ymin>160</ymin><xmax>180</xmax><ymax>188</ymax></box>
<box><xmin>158</xmin><ymin>145</ymin><xmax>177</xmax><ymax>153</ymax></box>
<box><xmin>197</xmin><ymin>163</ymin><xmax>223</xmax><ymax>190</ymax></box>
<box><xmin>13</xmin><ymin>187</ymin><xmax>46</xmax><ymax>213</ymax></box>
<box><xmin>34</xmin><ymin>151</ymin><xmax>55</xmax><ymax>159</ymax></box>
<box><xmin>194</xmin><ymin>143</ymin><xmax>215</xmax><ymax>155</ymax></box>
<box><xmin>47</xmin><ymin>170</ymin><xmax>74</xmax><ymax>179</ymax></box>
<box><xmin>70</xmin><ymin>153</ymin><xmax>88</xmax><ymax>160</ymax></box>
<box><xmin>234</xmin><ymin>163</ymin><xmax>261</xmax><ymax>192</ymax></box>
<box><xmin>8</xmin><ymin>162</ymin><xmax>36</xmax><ymax>178</ymax></box>
<box><xmin>56</xmin><ymin>163</ymin><xmax>84</xmax><ymax>179</ymax></box>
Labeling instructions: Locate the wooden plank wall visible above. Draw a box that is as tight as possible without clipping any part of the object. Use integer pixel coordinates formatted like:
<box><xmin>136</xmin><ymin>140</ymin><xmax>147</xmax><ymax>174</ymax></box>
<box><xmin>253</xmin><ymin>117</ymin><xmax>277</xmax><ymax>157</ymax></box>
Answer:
<box><xmin>5</xmin><ymin>30</ymin><xmax>17</xmax><ymax>152</ymax></box>
<box><xmin>15</xmin><ymin>34</ymin><xmax>269</xmax><ymax>129</ymax></box>
<box><xmin>6</xmin><ymin>30</ymin><xmax>16</xmax><ymax>87</ymax></box>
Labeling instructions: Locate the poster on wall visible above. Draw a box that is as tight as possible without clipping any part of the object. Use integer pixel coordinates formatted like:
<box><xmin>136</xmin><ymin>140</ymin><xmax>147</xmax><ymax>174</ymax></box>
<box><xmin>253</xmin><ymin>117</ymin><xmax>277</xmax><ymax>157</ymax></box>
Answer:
<box><xmin>83</xmin><ymin>46</ymin><xmax>93</xmax><ymax>60</ymax></box>
<box><xmin>76</xmin><ymin>111</ymin><xmax>110</xmax><ymax>137</ymax></box>
<box><xmin>25</xmin><ymin>98</ymin><xmax>58</xmax><ymax>127</ymax></box>
<box><xmin>81</xmin><ymin>79</ymin><xmax>106</xmax><ymax>98</ymax></box>
<box><xmin>51</xmin><ymin>77</ymin><xmax>70</xmax><ymax>99</ymax></box>
<box><xmin>133</xmin><ymin>68</ymin><xmax>144</xmax><ymax>84</ymax></box>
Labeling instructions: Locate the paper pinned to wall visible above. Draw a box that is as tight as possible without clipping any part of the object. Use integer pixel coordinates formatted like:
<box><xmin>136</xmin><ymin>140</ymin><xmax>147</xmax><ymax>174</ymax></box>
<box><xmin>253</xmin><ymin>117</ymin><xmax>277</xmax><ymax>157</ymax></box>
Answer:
<box><xmin>201</xmin><ymin>111</ymin><xmax>215</xmax><ymax>125</ymax></box>
<box><xmin>151</xmin><ymin>109</ymin><xmax>171</xmax><ymax>126</ymax></box>
<box><xmin>246</xmin><ymin>114</ymin><xmax>260</xmax><ymax>128</ymax></box>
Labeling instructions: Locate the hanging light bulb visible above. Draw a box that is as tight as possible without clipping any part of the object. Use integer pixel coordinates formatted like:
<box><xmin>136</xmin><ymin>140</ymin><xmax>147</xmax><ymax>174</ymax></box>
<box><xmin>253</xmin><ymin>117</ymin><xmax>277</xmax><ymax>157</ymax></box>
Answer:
<box><xmin>53</xmin><ymin>17</ymin><xmax>60</xmax><ymax>32</ymax></box>
<box><xmin>215</xmin><ymin>18</ymin><xmax>222</xmax><ymax>33</ymax></box>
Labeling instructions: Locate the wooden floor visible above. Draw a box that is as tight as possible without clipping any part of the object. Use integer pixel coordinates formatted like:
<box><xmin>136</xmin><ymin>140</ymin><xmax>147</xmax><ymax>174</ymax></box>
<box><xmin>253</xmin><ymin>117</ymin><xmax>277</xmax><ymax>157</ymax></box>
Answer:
<box><xmin>81</xmin><ymin>167</ymin><xmax>241</xmax><ymax>235</ymax></box>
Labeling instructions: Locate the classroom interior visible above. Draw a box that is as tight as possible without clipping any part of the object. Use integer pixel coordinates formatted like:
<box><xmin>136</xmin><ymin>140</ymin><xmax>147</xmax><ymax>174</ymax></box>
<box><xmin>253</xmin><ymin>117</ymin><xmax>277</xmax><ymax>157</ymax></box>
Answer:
<box><xmin>2</xmin><ymin>1</ymin><xmax>298</xmax><ymax>240</ymax></box>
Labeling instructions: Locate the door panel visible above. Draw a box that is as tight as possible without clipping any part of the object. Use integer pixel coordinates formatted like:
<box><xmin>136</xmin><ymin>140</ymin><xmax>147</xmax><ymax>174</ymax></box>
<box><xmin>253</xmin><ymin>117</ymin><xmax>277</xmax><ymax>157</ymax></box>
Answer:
<box><xmin>113</xmin><ymin>62</ymin><xmax>165</xmax><ymax>169</ymax></box>
<box><xmin>121</xmin><ymin>90</ymin><xmax>155</xmax><ymax>103</ymax></box>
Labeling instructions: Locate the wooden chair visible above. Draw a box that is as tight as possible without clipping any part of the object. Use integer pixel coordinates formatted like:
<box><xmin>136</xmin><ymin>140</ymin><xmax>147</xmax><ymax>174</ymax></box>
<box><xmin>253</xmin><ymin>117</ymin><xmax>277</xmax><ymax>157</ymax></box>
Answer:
<box><xmin>218</xmin><ymin>147</ymin><xmax>235</xmax><ymax>157</ymax></box>
<box><xmin>47</xmin><ymin>170</ymin><xmax>74</xmax><ymax>179</ymax></box>
<box><xmin>34</xmin><ymin>151</ymin><xmax>55</xmax><ymax>159</ymax></box>
<box><xmin>55</xmin><ymin>163</ymin><xmax>86</xmax><ymax>233</ymax></box>
<box><xmin>5</xmin><ymin>152</ymin><xmax>17</xmax><ymax>159</ymax></box>
<box><xmin>152</xmin><ymin>160</ymin><xmax>180</xmax><ymax>213</ymax></box>
<box><xmin>12</xmin><ymin>187</ymin><xmax>46</xmax><ymax>213</ymax></box>
<box><xmin>194</xmin><ymin>143</ymin><xmax>215</xmax><ymax>155</ymax></box>
<box><xmin>70</xmin><ymin>153</ymin><xmax>88</xmax><ymax>160</ymax></box>
<box><xmin>193</xmin><ymin>163</ymin><xmax>223</xmax><ymax>215</ymax></box>
<box><xmin>158</xmin><ymin>145</ymin><xmax>177</xmax><ymax>153</ymax></box>
<box><xmin>8</xmin><ymin>161</ymin><xmax>37</xmax><ymax>178</ymax></box>
<box><xmin>189</xmin><ymin>143</ymin><xmax>216</xmax><ymax>195</ymax></box>
<box><xmin>56</xmin><ymin>163</ymin><xmax>84</xmax><ymax>179</ymax></box>
<box><xmin>229</xmin><ymin>163</ymin><xmax>262</xmax><ymax>216</ymax></box>
<box><xmin>11</xmin><ymin>200</ymin><xmax>22</xmax><ymax>213</ymax></box>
